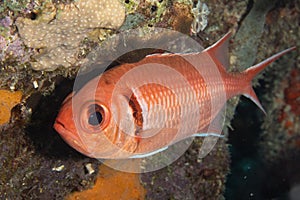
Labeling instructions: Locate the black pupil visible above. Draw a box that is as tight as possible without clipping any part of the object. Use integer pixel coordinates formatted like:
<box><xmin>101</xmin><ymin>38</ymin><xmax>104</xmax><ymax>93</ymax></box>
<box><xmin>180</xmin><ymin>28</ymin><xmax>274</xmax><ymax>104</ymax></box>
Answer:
<box><xmin>88</xmin><ymin>111</ymin><xmax>102</xmax><ymax>126</ymax></box>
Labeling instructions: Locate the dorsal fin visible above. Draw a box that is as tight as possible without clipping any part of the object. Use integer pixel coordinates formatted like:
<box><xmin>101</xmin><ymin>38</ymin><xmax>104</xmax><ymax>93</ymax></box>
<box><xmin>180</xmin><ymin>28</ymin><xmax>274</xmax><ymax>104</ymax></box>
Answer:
<box><xmin>205</xmin><ymin>31</ymin><xmax>231</xmax><ymax>69</ymax></box>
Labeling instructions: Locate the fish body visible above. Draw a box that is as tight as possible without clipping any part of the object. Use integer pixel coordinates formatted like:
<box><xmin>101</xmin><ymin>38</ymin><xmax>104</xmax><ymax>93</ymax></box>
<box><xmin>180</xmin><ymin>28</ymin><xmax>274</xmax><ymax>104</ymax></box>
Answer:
<box><xmin>54</xmin><ymin>32</ymin><xmax>295</xmax><ymax>159</ymax></box>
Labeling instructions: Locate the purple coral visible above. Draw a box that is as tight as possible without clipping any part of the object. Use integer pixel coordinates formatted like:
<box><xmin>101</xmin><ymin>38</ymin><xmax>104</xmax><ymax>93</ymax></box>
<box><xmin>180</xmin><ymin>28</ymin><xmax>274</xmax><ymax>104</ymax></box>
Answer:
<box><xmin>0</xmin><ymin>16</ymin><xmax>12</xmax><ymax>27</ymax></box>
<box><xmin>0</xmin><ymin>16</ymin><xmax>32</xmax><ymax>63</ymax></box>
<box><xmin>7</xmin><ymin>38</ymin><xmax>31</xmax><ymax>63</ymax></box>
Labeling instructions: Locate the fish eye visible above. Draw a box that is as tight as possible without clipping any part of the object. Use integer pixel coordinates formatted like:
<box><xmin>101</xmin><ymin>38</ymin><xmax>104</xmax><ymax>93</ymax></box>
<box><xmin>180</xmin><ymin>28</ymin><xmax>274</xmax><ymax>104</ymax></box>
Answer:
<box><xmin>87</xmin><ymin>104</ymin><xmax>105</xmax><ymax>127</ymax></box>
<box><xmin>80</xmin><ymin>101</ymin><xmax>110</xmax><ymax>133</ymax></box>
<box><xmin>88</xmin><ymin>111</ymin><xmax>103</xmax><ymax>126</ymax></box>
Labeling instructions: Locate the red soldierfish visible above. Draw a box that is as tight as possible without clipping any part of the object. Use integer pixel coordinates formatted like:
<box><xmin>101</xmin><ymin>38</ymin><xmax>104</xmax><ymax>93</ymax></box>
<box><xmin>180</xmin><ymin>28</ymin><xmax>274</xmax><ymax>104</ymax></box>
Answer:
<box><xmin>54</xmin><ymin>32</ymin><xmax>295</xmax><ymax>159</ymax></box>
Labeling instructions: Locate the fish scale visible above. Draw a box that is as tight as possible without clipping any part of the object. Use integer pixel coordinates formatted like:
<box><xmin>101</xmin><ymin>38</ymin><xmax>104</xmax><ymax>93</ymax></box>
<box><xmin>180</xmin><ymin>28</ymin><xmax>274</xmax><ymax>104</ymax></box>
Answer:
<box><xmin>130</xmin><ymin>58</ymin><xmax>217</xmax><ymax>133</ymax></box>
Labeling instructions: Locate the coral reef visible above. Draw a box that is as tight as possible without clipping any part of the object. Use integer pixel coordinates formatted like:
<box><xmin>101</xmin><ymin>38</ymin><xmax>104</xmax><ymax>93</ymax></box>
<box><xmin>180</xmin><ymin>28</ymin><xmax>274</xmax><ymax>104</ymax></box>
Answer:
<box><xmin>120</xmin><ymin>0</ymin><xmax>195</xmax><ymax>34</ymax></box>
<box><xmin>226</xmin><ymin>0</ymin><xmax>299</xmax><ymax>198</ymax></box>
<box><xmin>0</xmin><ymin>0</ymin><xmax>298</xmax><ymax>199</ymax></box>
<box><xmin>0</xmin><ymin>80</ymin><xmax>100</xmax><ymax>199</ymax></box>
<box><xmin>66</xmin><ymin>163</ymin><xmax>146</xmax><ymax>200</ymax></box>
<box><xmin>1</xmin><ymin>0</ymin><xmax>210</xmax><ymax>199</ymax></box>
<box><xmin>259</xmin><ymin>0</ymin><xmax>299</xmax><ymax>164</ymax></box>
<box><xmin>0</xmin><ymin>16</ymin><xmax>32</xmax><ymax>63</ymax></box>
<box><xmin>16</xmin><ymin>0</ymin><xmax>125</xmax><ymax>71</ymax></box>
<box><xmin>0</xmin><ymin>0</ymin><xmax>30</xmax><ymax>14</ymax></box>
<box><xmin>191</xmin><ymin>0</ymin><xmax>209</xmax><ymax>34</ymax></box>
<box><xmin>141</xmin><ymin>139</ymin><xmax>229</xmax><ymax>199</ymax></box>
<box><xmin>0</xmin><ymin>90</ymin><xmax>22</xmax><ymax>125</ymax></box>
<box><xmin>257</xmin><ymin>2</ymin><xmax>300</xmax><ymax>198</ymax></box>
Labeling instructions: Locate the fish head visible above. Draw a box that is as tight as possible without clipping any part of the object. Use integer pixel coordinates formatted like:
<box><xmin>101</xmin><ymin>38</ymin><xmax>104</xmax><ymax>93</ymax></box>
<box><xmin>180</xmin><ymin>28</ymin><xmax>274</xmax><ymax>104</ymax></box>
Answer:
<box><xmin>54</xmin><ymin>74</ymin><xmax>138</xmax><ymax>159</ymax></box>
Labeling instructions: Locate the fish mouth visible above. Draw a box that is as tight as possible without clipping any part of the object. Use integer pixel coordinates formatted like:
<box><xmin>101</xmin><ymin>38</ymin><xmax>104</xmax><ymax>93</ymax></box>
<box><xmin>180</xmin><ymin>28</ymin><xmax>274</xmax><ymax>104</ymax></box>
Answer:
<box><xmin>53</xmin><ymin>120</ymin><xmax>90</xmax><ymax>156</ymax></box>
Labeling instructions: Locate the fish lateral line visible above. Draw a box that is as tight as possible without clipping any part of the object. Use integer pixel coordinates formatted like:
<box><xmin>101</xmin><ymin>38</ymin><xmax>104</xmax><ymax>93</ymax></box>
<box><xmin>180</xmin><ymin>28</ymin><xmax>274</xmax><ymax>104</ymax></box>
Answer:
<box><xmin>192</xmin><ymin>132</ymin><xmax>224</xmax><ymax>138</ymax></box>
<box><xmin>129</xmin><ymin>146</ymin><xmax>168</xmax><ymax>158</ymax></box>
<box><xmin>130</xmin><ymin>132</ymin><xmax>224</xmax><ymax>159</ymax></box>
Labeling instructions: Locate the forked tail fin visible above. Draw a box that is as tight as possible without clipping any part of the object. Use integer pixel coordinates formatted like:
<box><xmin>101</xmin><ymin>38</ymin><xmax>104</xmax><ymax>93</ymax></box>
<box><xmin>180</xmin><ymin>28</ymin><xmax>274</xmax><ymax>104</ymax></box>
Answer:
<box><xmin>242</xmin><ymin>47</ymin><xmax>296</xmax><ymax>114</ymax></box>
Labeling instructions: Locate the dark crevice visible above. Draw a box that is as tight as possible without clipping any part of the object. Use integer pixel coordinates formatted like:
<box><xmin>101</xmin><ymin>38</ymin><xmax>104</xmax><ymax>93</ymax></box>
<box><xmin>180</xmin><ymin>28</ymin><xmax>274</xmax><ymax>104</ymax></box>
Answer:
<box><xmin>25</xmin><ymin>78</ymin><xmax>84</xmax><ymax>159</ymax></box>
<box><xmin>128</xmin><ymin>93</ymin><xmax>143</xmax><ymax>133</ymax></box>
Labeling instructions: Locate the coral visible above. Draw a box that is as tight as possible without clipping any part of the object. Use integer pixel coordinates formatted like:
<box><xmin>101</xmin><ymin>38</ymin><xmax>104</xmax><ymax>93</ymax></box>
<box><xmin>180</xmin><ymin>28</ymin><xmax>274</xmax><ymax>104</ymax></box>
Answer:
<box><xmin>124</xmin><ymin>0</ymin><xmax>194</xmax><ymax>34</ymax></box>
<box><xmin>169</xmin><ymin>2</ymin><xmax>194</xmax><ymax>34</ymax></box>
<box><xmin>0</xmin><ymin>90</ymin><xmax>22</xmax><ymax>125</ymax></box>
<box><xmin>66</xmin><ymin>163</ymin><xmax>146</xmax><ymax>200</ymax></box>
<box><xmin>191</xmin><ymin>0</ymin><xmax>210</xmax><ymax>34</ymax></box>
<box><xmin>0</xmin><ymin>35</ymin><xmax>31</xmax><ymax>63</ymax></box>
<box><xmin>0</xmin><ymin>16</ymin><xmax>31</xmax><ymax>63</ymax></box>
<box><xmin>259</xmin><ymin>0</ymin><xmax>300</xmax><ymax>164</ymax></box>
<box><xmin>141</xmin><ymin>139</ymin><xmax>229</xmax><ymax>199</ymax></box>
<box><xmin>4</xmin><ymin>0</ymin><xmax>296</xmax><ymax>199</ymax></box>
<box><xmin>0</xmin><ymin>16</ymin><xmax>12</xmax><ymax>27</ymax></box>
<box><xmin>16</xmin><ymin>0</ymin><xmax>125</xmax><ymax>71</ymax></box>
<box><xmin>120</xmin><ymin>0</ymin><xmax>201</xmax><ymax>34</ymax></box>
<box><xmin>145</xmin><ymin>0</ymin><xmax>170</xmax><ymax>24</ymax></box>
<box><xmin>226</xmin><ymin>0</ymin><xmax>299</xmax><ymax>198</ymax></box>
<box><xmin>152</xmin><ymin>0</ymin><xmax>168</xmax><ymax>20</ymax></box>
<box><xmin>277</xmin><ymin>69</ymin><xmax>300</xmax><ymax>136</ymax></box>
<box><xmin>120</xmin><ymin>13</ymin><xmax>146</xmax><ymax>31</ymax></box>
<box><xmin>0</xmin><ymin>0</ymin><xmax>30</xmax><ymax>14</ymax></box>
<box><xmin>123</xmin><ymin>0</ymin><xmax>140</xmax><ymax>14</ymax></box>
<box><xmin>0</xmin><ymin>81</ymin><xmax>100</xmax><ymax>199</ymax></box>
